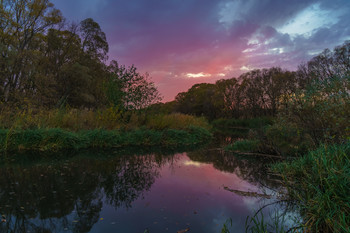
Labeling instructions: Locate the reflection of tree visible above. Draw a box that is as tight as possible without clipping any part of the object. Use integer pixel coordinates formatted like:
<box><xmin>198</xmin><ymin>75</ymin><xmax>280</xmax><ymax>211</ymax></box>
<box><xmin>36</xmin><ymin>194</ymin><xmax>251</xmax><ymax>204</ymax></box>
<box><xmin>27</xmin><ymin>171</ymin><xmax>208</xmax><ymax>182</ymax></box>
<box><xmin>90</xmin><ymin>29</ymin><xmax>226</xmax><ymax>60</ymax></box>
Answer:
<box><xmin>0</xmin><ymin>153</ymin><xmax>172</xmax><ymax>233</ymax></box>
<box><xmin>101</xmin><ymin>155</ymin><xmax>160</xmax><ymax>209</ymax></box>
<box><xmin>187</xmin><ymin>149</ymin><xmax>281</xmax><ymax>190</ymax></box>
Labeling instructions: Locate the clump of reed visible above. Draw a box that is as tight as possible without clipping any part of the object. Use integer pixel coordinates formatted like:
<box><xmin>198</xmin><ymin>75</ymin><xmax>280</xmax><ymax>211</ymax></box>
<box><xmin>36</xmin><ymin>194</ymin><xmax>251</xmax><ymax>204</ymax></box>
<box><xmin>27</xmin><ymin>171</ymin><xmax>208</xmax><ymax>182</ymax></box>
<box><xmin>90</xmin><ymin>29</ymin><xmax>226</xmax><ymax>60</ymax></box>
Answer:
<box><xmin>273</xmin><ymin>142</ymin><xmax>350</xmax><ymax>232</ymax></box>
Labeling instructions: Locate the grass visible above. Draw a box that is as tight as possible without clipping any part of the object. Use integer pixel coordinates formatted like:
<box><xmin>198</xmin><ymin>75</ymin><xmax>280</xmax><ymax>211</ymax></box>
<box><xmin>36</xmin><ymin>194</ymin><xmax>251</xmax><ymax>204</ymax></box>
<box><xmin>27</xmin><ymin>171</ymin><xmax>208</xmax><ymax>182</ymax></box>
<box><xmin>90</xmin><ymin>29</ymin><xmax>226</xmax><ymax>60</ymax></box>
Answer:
<box><xmin>0</xmin><ymin>106</ymin><xmax>211</xmax><ymax>131</ymax></box>
<box><xmin>273</xmin><ymin>142</ymin><xmax>350</xmax><ymax>233</ymax></box>
<box><xmin>0</xmin><ymin>126</ymin><xmax>212</xmax><ymax>154</ymax></box>
<box><xmin>145</xmin><ymin>113</ymin><xmax>210</xmax><ymax>130</ymax></box>
<box><xmin>225</xmin><ymin>139</ymin><xmax>261</xmax><ymax>153</ymax></box>
<box><xmin>245</xmin><ymin>211</ymin><xmax>290</xmax><ymax>233</ymax></box>
<box><xmin>212</xmin><ymin>117</ymin><xmax>272</xmax><ymax>131</ymax></box>
<box><xmin>0</xmin><ymin>107</ymin><xmax>212</xmax><ymax>155</ymax></box>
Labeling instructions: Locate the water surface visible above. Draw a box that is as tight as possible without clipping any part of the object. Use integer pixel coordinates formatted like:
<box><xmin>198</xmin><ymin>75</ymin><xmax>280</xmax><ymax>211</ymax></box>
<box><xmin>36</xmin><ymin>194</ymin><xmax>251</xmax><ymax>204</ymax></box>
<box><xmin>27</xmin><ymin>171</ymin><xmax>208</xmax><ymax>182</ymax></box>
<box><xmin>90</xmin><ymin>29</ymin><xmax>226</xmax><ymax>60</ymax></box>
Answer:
<box><xmin>0</xmin><ymin>149</ymin><xmax>280</xmax><ymax>233</ymax></box>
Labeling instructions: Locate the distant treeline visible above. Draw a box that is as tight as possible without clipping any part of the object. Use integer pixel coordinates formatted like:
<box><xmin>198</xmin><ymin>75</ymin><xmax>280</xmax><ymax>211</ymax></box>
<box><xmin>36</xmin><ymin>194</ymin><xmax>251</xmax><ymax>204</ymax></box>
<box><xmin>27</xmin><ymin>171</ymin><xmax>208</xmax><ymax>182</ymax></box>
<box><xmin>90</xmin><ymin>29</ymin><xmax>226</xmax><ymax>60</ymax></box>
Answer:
<box><xmin>0</xmin><ymin>0</ymin><xmax>161</xmax><ymax>110</ymax></box>
<box><xmin>152</xmin><ymin>41</ymin><xmax>350</xmax><ymax>119</ymax></box>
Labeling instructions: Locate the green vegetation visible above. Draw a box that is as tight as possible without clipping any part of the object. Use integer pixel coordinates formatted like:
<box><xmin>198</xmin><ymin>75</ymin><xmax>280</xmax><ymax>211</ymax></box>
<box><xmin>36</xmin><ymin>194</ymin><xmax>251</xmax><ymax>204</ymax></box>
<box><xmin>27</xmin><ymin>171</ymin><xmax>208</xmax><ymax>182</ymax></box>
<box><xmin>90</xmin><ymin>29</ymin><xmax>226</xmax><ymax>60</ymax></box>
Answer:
<box><xmin>225</xmin><ymin>139</ymin><xmax>260</xmax><ymax>153</ymax></box>
<box><xmin>274</xmin><ymin>143</ymin><xmax>350</xmax><ymax>233</ymax></box>
<box><xmin>0</xmin><ymin>1</ymin><xmax>160</xmax><ymax>109</ymax></box>
<box><xmin>245</xmin><ymin>212</ymin><xmax>289</xmax><ymax>233</ymax></box>
<box><xmin>222</xmin><ymin>41</ymin><xmax>350</xmax><ymax>233</ymax></box>
<box><xmin>0</xmin><ymin>126</ymin><xmax>212</xmax><ymax>153</ymax></box>
<box><xmin>0</xmin><ymin>107</ymin><xmax>211</xmax><ymax>131</ymax></box>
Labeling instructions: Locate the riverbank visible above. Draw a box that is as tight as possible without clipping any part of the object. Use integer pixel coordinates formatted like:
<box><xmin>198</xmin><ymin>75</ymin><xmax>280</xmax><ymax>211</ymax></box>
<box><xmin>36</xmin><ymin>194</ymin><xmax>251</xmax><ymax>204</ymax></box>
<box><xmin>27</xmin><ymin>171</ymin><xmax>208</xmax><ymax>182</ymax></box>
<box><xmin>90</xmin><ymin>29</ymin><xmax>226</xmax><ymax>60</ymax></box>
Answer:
<box><xmin>0</xmin><ymin>126</ymin><xmax>212</xmax><ymax>154</ymax></box>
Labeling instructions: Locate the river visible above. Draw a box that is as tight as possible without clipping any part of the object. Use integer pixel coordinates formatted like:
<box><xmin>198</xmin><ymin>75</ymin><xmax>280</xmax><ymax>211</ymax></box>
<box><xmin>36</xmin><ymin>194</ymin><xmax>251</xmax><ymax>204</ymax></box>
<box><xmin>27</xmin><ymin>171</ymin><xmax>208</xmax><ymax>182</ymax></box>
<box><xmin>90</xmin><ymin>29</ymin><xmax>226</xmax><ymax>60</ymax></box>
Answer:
<box><xmin>0</xmin><ymin>146</ymin><xmax>284</xmax><ymax>233</ymax></box>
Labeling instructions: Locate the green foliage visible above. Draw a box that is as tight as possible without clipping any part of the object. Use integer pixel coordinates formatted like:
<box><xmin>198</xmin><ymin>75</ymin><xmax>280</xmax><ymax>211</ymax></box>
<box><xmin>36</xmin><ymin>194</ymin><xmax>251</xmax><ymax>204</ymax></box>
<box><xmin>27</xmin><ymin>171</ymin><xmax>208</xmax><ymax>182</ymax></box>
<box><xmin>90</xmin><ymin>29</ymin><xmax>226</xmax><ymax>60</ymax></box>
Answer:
<box><xmin>273</xmin><ymin>142</ymin><xmax>350</xmax><ymax>232</ymax></box>
<box><xmin>266</xmin><ymin>75</ymin><xmax>350</xmax><ymax>156</ymax></box>
<box><xmin>212</xmin><ymin>117</ymin><xmax>272</xmax><ymax>130</ymax></box>
<box><xmin>175</xmin><ymin>83</ymin><xmax>222</xmax><ymax>120</ymax></box>
<box><xmin>265</xmin><ymin>121</ymin><xmax>314</xmax><ymax>156</ymax></box>
<box><xmin>221</xmin><ymin>218</ymin><xmax>232</xmax><ymax>233</ymax></box>
<box><xmin>0</xmin><ymin>127</ymin><xmax>212</xmax><ymax>154</ymax></box>
<box><xmin>225</xmin><ymin>139</ymin><xmax>260</xmax><ymax>153</ymax></box>
<box><xmin>107</xmin><ymin>61</ymin><xmax>162</xmax><ymax>110</ymax></box>
<box><xmin>145</xmin><ymin>113</ymin><xmax>211</xmax><ymax>130</ymax></box>
<box><xmin>174</xmin><ymin>68</ymin><xmax>297</xmax><ymax>119</ymax></box>
<box><xmin>0</xmin><ymin>1</ymin><xmax>161</xmax><ymax>109</ymax></box>
<box><xmin>245</xmin><ymin>211</ymin><xmax>290</xmax><ymax>233</ymax></box>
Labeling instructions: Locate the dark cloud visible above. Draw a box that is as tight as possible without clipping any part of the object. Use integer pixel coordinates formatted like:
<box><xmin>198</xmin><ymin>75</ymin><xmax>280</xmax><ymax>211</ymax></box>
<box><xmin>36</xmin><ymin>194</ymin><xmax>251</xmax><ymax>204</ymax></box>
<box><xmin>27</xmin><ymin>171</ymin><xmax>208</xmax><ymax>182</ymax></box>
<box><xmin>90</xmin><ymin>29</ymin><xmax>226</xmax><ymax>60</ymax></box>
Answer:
<box><xmin>51</xmin><ymin>0</ymin><xmax>350</xmax><ymax>101</ymax></box>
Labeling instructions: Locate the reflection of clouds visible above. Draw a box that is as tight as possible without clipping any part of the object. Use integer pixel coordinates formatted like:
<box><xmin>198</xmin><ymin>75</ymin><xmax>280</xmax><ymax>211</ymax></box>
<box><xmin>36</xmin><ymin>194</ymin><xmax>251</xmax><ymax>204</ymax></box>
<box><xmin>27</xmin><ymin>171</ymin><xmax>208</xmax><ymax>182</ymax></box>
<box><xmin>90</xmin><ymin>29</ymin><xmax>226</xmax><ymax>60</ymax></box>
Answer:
<box><xmin>183</xmin><ymin>160</ymin><xmax>206</xmax><ymax>167</ymax></box>
<box><xmin>211</xmin><ymin>207</ymin><xmax>236</xmax><ymax>233</ymax></box>
<box><xmin>242</xmin><ymin>197</ymin><xmax>260</xmax><ymax>212</ymax></box>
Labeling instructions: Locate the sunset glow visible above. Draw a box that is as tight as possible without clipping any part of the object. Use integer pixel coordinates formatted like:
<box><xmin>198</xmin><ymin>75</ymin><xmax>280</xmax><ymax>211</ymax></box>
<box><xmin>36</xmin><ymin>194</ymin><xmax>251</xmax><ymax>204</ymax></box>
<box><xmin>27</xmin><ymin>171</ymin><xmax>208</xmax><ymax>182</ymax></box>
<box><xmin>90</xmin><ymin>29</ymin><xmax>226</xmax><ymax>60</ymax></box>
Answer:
<box><xmin>51</xmin><ymin>0</ymin><xmax>350</xmax><ymax>101</ymax></box>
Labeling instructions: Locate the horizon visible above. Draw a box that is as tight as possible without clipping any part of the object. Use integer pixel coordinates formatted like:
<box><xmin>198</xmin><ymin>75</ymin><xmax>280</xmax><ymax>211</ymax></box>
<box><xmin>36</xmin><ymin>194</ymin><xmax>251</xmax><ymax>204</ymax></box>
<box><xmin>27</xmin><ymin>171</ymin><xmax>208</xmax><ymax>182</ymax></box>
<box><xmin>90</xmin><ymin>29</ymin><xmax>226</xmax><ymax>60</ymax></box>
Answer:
<box><xmin>51</xmin><ymin>0</ymin><xmax>350</xmax><ymax>102</ymax></box>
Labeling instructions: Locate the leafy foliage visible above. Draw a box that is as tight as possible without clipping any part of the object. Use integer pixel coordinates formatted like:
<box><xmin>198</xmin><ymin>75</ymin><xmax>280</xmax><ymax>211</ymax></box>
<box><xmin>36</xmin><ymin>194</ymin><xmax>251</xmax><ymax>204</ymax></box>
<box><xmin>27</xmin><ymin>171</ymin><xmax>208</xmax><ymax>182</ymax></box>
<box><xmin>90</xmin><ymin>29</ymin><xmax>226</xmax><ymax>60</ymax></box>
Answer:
<box><xmin>0</xmin><ymin>0</ymin><xmax>161</xmax><ymax>109</ymax></box>
<box><xmin>0</xmin><ymin>126</ymin><xmax>212</xmax><ymax>153</ymax></box>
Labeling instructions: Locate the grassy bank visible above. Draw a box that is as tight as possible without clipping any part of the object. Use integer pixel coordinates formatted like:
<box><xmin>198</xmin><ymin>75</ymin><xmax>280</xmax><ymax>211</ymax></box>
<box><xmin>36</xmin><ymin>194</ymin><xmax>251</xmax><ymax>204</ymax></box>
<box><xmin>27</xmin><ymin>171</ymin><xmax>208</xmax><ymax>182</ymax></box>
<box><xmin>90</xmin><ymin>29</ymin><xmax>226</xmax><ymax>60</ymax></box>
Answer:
<box><xmin>212</xmin><ymin>117</ymin><xmax>272</xmax><ymax>137</ymax></box>
<box><xmin>0</xmin><ymin>126</ymin><xmax>212</xmax><ymax>154</ymax></box>
<box><xmin>273</xmin><ymin>142</ymin><xmax>350</xmax><ymax>232</ymax></box>
<box><xmin>0</xmin><ymin>107</ymin><xmax>212</xmax><ymax>154</ymax></box>
<box><xmin>0</xmin><ymin>107</ymin><xmax>211</xmax><ymax>131</ymax></box>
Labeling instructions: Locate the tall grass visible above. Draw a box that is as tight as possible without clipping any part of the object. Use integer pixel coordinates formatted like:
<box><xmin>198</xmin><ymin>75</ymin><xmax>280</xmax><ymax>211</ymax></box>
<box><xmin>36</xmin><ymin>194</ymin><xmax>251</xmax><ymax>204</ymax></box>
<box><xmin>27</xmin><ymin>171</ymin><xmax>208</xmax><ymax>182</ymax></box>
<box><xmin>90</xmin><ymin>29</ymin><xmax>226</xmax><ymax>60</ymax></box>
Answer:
<box><xmin>0</xmin><ymin>126</ymin><xmax>212</xmax><ymax>154</ymax></box>
<box><xmin>146</xmin><ymin>113</ymin><xmax>210</xmax><ymax>130</ymax></box>
<box><xmin>212</xmin><ymin>117</ymin><xmax>273</xmax><ymax>130</ymax></box>
<box><xmin>245</xmin><ymin>211</ymin><xmax>290</xmax><ymax>233</ymax></box>
<box><xmin>0</xmin><ymin>107</ymin><xmax>210</xmax><ymax>131</ymax></box>
<box><xmin>273</xmin><ymin>142</ymin><xmax>350</xmax><ymax>232</ymax></box>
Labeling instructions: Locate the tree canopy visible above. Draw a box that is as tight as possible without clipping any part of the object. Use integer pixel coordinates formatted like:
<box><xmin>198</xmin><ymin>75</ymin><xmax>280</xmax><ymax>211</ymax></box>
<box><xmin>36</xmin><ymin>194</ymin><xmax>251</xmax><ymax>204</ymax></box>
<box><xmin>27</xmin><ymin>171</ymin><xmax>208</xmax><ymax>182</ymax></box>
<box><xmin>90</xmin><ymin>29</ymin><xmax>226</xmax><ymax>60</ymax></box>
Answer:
<box><xmin>0</xmin><ymin>0</ymin><xmax>162</xmax><ymax>109</ymax></box>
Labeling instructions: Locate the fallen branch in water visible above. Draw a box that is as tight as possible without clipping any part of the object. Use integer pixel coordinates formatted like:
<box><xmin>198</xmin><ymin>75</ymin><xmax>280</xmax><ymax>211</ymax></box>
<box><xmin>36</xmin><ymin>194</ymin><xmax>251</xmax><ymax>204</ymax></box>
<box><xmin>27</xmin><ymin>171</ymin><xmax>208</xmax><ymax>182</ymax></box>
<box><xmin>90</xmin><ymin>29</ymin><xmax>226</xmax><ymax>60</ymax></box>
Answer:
<box><xmin>230</xmin><ymin>151</ymin><xmax>284</xmax><ymax>159</ymax></box>
<box><xmin>223</xmin><ymin>186</ymin><xmax>272</xmax><ymax>199</ymax></box>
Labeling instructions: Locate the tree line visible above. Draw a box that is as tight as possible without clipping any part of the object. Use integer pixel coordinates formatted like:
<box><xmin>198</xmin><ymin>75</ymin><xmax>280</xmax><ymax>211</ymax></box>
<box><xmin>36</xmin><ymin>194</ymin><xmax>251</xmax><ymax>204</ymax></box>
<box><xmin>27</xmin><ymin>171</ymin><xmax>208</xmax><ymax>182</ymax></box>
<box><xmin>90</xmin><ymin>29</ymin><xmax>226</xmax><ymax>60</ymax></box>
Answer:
<box><xmin>0</xmin><ymin>0</ymin><xmax>161</xmax><ymax>110</ymax></box>
<box><xmin>161</xmin><ymin>41</ymin><xmax>350</xmax><ymax>119</ymax></box>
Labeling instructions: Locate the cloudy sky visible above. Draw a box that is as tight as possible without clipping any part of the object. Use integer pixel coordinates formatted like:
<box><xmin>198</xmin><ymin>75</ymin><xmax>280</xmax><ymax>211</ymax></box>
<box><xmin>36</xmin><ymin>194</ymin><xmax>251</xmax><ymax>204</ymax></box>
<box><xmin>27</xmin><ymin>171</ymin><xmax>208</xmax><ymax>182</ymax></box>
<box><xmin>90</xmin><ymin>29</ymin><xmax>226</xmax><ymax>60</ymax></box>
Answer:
<box><xmin>51</xmin><ymin>0</ymin><xmax>350</xmax><ymax>101</ymax></box>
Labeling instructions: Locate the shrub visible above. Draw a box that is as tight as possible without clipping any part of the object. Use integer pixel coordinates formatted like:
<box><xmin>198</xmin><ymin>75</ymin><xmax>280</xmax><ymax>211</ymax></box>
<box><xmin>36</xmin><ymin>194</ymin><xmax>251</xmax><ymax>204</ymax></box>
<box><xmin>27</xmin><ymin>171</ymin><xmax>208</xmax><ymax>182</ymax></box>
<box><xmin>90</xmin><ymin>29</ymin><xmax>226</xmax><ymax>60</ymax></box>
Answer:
<box><xmin>146</xmin><ymin>113</ymin><xmax>211</xmax><ymax>130</ymax></box>
<box><xmin>225</xmin><ymin>139</ymin><xmax>260</xmax><ymax>153</ymax></box>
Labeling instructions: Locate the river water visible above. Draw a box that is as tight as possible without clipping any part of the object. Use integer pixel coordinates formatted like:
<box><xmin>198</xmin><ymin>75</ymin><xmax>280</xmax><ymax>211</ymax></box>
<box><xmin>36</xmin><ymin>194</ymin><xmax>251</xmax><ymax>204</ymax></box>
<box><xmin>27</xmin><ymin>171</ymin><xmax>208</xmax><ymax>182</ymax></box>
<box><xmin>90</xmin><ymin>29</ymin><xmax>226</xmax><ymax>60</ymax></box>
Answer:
<box><xmin>0</xmin><ymin>147</ymin><xmax>283</xmax><ymax>233</ymax></box>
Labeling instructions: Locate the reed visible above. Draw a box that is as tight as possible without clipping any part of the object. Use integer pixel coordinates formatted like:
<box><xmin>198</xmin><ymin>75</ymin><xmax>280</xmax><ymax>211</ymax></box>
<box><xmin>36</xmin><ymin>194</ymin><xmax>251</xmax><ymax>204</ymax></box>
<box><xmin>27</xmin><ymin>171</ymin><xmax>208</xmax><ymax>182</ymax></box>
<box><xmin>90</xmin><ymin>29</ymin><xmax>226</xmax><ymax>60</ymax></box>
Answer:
<box><xmin>273</xmin><ymin>142</ymin><xmax>350</xmax><ymax>232</ymax></box>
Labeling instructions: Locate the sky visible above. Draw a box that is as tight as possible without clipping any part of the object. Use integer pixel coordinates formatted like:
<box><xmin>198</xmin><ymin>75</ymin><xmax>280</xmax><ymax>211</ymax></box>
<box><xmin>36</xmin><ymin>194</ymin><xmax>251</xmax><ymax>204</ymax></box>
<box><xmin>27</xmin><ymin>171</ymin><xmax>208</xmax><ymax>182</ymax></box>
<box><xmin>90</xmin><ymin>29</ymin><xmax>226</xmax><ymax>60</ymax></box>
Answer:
<box><xmin>51</xmin><ymin>0</ymin><xmax>350</xmax><ymax>102</ymax></box>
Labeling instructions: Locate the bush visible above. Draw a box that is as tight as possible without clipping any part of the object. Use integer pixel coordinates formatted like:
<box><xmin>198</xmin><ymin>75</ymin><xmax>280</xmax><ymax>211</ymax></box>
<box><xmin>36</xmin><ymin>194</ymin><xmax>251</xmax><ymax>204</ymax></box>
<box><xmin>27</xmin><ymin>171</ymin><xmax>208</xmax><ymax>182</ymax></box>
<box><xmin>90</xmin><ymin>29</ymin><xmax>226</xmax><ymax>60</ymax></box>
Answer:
<box><xmin>276</xmin><ymin>76</ymin><xmax>350</xmax><ymax>145</ymax></box>
<box><xmin>265</xmin><ymin>121</ymin><xmax>315</xmax><ymax>156</ymax></box>
<box><xmin>146</xmin><ymin>113</ymin><xmax>211</xmax><ymax>130</ymax></box>
<box><xmin>225</xmin><ymin>139</ymin><xmax>260</xmax><ymax>153</ymax></box>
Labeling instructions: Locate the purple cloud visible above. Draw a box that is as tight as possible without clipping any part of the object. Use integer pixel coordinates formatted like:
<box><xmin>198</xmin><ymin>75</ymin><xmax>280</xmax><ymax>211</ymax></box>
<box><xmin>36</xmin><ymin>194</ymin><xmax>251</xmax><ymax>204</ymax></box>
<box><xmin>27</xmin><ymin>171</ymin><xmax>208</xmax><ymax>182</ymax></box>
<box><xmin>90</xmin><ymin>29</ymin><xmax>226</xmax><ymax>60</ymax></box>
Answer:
<box><xmin>51</xmin><ymin>0</ymin><xmax>350</xmax><ymax>101</ymax></box>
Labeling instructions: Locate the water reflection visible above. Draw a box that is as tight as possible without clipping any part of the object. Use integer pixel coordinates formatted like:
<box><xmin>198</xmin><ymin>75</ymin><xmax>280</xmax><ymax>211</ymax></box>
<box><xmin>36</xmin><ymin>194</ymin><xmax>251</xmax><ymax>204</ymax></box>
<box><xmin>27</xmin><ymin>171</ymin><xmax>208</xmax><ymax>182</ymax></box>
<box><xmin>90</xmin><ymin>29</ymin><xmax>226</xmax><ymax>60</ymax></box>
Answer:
<box><xmin>0</xmin><ymin>149</ymin><xmax>279</xmax><ymax>233</ymax></box>
<box><xmin>187</xmin><ymin>149</ymin><xmax>282</xmax><ymax>190</ymax></box>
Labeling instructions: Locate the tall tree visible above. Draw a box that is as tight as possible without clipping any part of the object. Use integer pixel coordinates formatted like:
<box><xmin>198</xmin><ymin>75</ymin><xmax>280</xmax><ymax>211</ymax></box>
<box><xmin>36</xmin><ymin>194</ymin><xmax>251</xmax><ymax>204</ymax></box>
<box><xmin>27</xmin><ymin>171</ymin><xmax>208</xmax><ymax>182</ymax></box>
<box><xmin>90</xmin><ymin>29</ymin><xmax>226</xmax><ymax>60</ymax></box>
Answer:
<box><xmin>0</xmin><ymin>0</ymin><xmax>63</xmax><ymax>102</ymax></box>
<box><xmin>79</xmin><ymin>18</ymin><xmax>108</xmax><ymax>61</ymax></box>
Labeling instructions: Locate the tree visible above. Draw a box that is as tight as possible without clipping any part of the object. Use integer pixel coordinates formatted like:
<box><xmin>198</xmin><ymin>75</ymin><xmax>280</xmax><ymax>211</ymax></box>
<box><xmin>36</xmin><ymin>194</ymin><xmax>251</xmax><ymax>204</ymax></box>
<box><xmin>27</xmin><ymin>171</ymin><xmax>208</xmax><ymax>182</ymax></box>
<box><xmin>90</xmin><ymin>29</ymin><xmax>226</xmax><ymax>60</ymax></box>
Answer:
<box><xmin>79</xmin><ymin>18</ymin><xmax>109</xmax><ymax>61</ymax></box>
<box><xmin>297</xmin><ymin>40</ymin><xmax>350</xmax><ymax>84</ymax></box>
<box><xmin>0</xmin><ymin>0</ymin><xmax>63</xmax><ymax>102</ymax></box>
<box><xmin>107</xmin><ymin>61</ymin><xmax>162</xmax><ymax>110</ymax></box>
<box><xmin>175</xmin><ymin>83</ymin><xmax>222</xmax><ymax>119</ymax></box>
<box><xmin>215</xmin><ymin>78</ymin><xmax>240</xmax><ymax>118</ymax></box>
